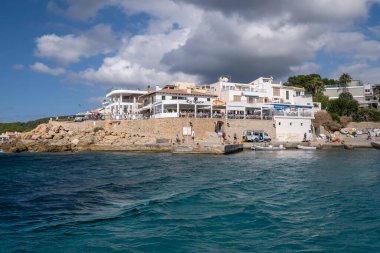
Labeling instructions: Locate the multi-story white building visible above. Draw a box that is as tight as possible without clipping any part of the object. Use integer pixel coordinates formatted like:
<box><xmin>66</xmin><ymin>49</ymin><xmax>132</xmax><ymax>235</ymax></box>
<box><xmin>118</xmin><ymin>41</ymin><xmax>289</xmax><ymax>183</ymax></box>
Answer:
<box><xmin>207</xmin><ymin>76</ymin><xmax>316</xmax><ymax>120</ymax></box>
<box><xmin>102</xmin><ymin>89</ymin><xmax>147</xmax><ymax>120</ymax></box>
<box><xmin>140</xmin><ymin>83</ymin><xmax>218</xmax><ymax>119</ymax></box>
<box><xmin>324</xmin><ymin>80</ymin><xmax>379</xmax><ymax>108</ymax></box>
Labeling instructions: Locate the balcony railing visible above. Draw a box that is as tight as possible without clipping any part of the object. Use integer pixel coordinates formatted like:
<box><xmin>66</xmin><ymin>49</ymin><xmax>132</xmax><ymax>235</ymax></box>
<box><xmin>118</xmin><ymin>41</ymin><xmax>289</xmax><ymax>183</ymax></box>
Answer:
<box><xmin>274</xmin><ymin>111</ymin><xmax>313</xmax><ymax>117</ymax></box>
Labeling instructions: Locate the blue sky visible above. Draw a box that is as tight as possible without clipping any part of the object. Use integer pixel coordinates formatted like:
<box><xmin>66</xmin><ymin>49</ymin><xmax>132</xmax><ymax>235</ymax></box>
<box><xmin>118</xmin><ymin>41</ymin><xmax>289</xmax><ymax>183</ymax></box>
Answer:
<box><xmin>1</xmin><ymin>0</ymin><xmax>380</xmax><ymax>122</ymax></box>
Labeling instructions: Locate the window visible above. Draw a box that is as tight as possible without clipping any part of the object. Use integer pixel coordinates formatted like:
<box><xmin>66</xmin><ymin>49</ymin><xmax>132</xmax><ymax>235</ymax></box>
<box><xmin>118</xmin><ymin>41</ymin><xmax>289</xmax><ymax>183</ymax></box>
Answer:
<box><xmin>273</xmin><ymin>87</ymin><xmax>280</xmax><ymax>96</ymax></box>
<box><xmin>278</xmin><ymin>122</ymin><xmax>281</xmax><ymax>126</ymax></box>
<box><xmin>301</xmin><ymin>123</ymin><xmax>303</xmax><ymax>126</ymax></box>
<box><xmin>162</xmin><ymin>96</ymin><xmax>166</xmax><ymax>100</ymax></box>
<box><xmin>290</xmin><ymin>122</ymin><xmax>292</xmax><ymax>126</ymax></box>
<box><xmin>207</xmin><ymin>98</ymin><xmax>210</xmax><ymax>101</ymax></box>
<box><xmin>233</xmin><ymin>95</ymin><xmax>241</xmax><ymax>102</ymax></box>
<box><xmin>286</xmin><ymin>91</ymin><xmax>289</xmax><ymax>100</ymax></box>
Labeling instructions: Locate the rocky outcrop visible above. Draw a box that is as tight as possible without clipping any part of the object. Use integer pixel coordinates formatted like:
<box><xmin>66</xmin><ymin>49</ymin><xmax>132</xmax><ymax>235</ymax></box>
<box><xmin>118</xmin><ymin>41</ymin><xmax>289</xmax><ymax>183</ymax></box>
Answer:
<box><xmin>2</xmin><ymin>121</ymin><xmax>164</xmax><ymax>153</ymax></box>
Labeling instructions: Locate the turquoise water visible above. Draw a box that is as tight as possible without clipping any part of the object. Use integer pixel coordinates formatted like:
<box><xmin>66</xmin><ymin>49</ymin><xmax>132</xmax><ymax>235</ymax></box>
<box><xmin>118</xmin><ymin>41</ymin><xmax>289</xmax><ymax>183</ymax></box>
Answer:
<box><xmin>1</xmin><ymin>150</ymin><xmax>380</xmax><ymax>252</ymax></box>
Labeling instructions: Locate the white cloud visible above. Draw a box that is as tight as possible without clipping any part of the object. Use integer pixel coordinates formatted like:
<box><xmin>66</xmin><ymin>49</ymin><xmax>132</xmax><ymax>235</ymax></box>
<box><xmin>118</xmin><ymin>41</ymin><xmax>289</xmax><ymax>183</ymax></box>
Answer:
<box><xmin>333</xmin><ymin>63</ymin><xmax>380</xmax><ymax>83</ymax></box>
<box><xmin>30</xmin><ymin>62</ymin><xmax>66</xmax><ymax>76</ymax></box>
<box><xmin>41</xmin><ymin>0</ymin><xmax>380</xmax><ymax>85</ymax></box>
<box><xmin>35</xmin><ymin>24</ymin><xmax>119</xmax><ymax>65</ymax></box>
<box><xmin>78</xmin><ymin>57</ymin><xmax>198</xmax><ymax>87</ymax></box>
<box><xmin>290</xmin><ymin>62</ymin><xmax>320</xmax><ymax>75</ymax></box>
<box><xmin>322</xmin><ymin>32</ymin><xmax>380</xmax><ymax>61</ymax></box>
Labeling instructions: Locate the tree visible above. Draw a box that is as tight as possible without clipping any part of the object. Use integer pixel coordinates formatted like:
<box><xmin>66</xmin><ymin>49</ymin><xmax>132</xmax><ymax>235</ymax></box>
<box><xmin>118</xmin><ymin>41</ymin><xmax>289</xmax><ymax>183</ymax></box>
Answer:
<box><xmin>338</xmin><ymin>73</ymin><xmax>352</xmax><ymax>92</ymax></box>
<box><xmin>327</xmin><ymin>92</ymin><xmax>359</xmax><ymax>117</ymax></box>
<box><xmin>313</xmin><ymin>94</ymin><xmax>330</xmax><ymax>109</ymax></box>
<box><xmin>286</xmin><ymin>74</ymin><xmax>327</xmax><ymax>96</ymax></box>
<box><xmin>353</xmin><ymin>108</ymin><xmax>380</xmax><ymax>122</ymax></box>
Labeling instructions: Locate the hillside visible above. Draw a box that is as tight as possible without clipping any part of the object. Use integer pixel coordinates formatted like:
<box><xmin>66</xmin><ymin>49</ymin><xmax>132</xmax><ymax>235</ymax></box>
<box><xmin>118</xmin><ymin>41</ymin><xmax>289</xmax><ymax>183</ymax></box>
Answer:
<box><xmin>0</xmin><ymin>117</ymin><xmax>51</xmax><ymax>133</ymax></box>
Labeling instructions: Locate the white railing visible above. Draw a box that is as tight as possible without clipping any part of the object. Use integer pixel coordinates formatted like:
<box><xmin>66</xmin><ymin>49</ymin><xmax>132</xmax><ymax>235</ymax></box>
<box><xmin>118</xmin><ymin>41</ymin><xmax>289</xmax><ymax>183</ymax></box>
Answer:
<box><xmin>274</xmin><ymin>110</ymin><xmax>313</xmax><ymax>118</ymax></box>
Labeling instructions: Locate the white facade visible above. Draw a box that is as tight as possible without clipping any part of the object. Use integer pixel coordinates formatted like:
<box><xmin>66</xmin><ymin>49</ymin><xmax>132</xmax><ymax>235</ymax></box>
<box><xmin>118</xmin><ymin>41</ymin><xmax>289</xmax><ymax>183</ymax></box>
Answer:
<box><xmin>103</xmin><ymin>89</ymin><xmax>147</xmax><ymax>120</ymax></box>
<box><xmin>207</xmin><ymin>76</ymin><xmax>316</xmax><ymax>120</ymax></box>
<box><xmin>140</xmin><ymin>88</ymin><xmax>218</xmax><ymax>119</ymax></box>
<box><xmin>274</xmin><ymin>117</ymin><xmax>313</xmax><ymax>142</ymax></box>
<box><xmin>323</xmin><ymin>81</ymin><xmax>379</xmax><ymax>108</ymax></box>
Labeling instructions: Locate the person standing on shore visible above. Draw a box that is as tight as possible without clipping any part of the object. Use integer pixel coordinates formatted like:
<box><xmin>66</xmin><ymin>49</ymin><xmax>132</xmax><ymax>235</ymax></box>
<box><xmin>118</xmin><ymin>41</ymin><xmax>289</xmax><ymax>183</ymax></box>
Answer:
<box><xmin>191</xmin><ymin>130</ymin><xmax>195</xmax><ymax>143</ymax></box>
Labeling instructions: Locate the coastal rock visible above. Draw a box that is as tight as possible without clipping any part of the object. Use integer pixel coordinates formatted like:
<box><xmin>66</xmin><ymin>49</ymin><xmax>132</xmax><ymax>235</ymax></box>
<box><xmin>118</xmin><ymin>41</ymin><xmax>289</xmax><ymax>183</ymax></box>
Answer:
<box><xmin>43</xmin><ymin>133</ymin><xmax>55</xmax><ymax>139</ymax></box>
<box><xmin>31</xmin><ymin>134</ymin><xmax>41</xmax><ymax>140</ymax></box>
<box><xmin>71</xmin><ymin>138</ymin><xmax>79</xmax><ymax>145</ymax></box>
<box><xmin>78</xmin><ymin>136</ymin><xmax>95</xmax><ymax>146</ymax></box>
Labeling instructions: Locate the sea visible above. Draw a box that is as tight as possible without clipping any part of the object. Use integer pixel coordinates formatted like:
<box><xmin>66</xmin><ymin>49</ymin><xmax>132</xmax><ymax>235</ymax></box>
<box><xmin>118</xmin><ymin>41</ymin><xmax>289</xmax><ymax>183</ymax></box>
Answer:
<box><xmin>0</xmin><ymin>149</ymin><xmax>380</xmax><ymax>252</ymax></box>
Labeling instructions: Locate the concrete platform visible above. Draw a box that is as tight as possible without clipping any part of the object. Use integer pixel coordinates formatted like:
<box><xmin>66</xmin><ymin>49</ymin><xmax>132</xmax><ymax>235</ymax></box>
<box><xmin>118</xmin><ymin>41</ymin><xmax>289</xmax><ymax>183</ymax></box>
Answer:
<box><xmin>172</xmin><ymin>143</ymin><xmax>243</xmax><ymax>154</ymax></box>
<box><xmin>242</xmin><ymin>142</ymin><xmax>319</xmax><ymax>149</ymax></box>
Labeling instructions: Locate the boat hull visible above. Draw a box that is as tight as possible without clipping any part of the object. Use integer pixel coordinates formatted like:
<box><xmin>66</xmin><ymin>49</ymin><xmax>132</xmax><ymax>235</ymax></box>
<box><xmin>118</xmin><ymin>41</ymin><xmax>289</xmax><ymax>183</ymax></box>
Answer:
<box><xmin>251</xmin><ymin>145</ymin><xmax>286</xmax><ymax>151</ymax></box>
<box><xmin>297</xmin><ymin>145</ymin><xmax>317</xmax><ymax>150</ymax></box>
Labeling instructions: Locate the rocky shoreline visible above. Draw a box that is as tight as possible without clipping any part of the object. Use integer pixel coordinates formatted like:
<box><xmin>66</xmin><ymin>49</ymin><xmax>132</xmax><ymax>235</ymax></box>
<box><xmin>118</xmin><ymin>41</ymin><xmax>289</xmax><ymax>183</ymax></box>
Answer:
<box><xmin>0</xmin><ymin>121</ymin><xmax>170</xmax><ymax>153</ymax></box>
<box><xmin>1</xmin><ymin>120</ymin><xmax>379</xmax><ymax>153</ymax></box>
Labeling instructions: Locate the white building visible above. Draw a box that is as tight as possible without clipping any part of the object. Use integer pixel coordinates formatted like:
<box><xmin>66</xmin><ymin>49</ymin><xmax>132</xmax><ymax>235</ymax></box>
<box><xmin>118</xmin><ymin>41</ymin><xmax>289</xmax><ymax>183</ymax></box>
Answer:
<box><xmin>103</xmin><ymin>89</ymin><xmax>147</xmax><ymax>120</ymax></box>
<box><xmin>207</xmin><ymin>76</ymin><xmax>316</xmax><ymax>120</ymax></box>
<box><xmin>324</xmin><ymin>80</ymin><xmax>379</xmax><ymax>109</ymax></box>
<box><xmin>140</xmin><ymin>84</ymin><xmax>218</xmax><ymax>119</ymax></box>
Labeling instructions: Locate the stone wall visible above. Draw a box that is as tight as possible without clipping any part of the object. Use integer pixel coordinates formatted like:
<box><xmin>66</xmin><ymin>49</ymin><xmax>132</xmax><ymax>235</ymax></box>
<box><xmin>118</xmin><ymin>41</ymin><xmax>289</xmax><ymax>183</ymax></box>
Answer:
<box><xmin>50</xmin><ymin>118</ymin><xmax>276</xmax><ymax>142</ymax></box>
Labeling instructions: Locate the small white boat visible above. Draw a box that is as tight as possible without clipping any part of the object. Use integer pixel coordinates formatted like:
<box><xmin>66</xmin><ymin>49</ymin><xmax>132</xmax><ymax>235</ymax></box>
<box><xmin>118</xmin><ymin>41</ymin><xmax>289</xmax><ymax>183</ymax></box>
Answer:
<box><xmin>251</xmin><ymin>144</ymin><xmax>286</xmax><ymax>151</ymax></box>
<box><xmin>297</xmin><ymin>145</ymin><xmax>317</xmax><ymax>150</ymax></box>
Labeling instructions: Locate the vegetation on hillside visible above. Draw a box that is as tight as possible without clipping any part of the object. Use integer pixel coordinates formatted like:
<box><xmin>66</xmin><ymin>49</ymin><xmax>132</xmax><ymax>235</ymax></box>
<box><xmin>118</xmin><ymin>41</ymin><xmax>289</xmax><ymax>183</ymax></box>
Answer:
<box><xmin>288</xmin><ymin>73</ymin><xmax>380</xmax><ymax>130</ymax></box>
<box><xmin>285</xmin><ymin>73</ymin><xmax>336</xmax><ymax>109</ymax></box>
<box><xmin>0</xmin><ymin>117</ymin><xmax>51</xmax><ymax>133</ymax></box>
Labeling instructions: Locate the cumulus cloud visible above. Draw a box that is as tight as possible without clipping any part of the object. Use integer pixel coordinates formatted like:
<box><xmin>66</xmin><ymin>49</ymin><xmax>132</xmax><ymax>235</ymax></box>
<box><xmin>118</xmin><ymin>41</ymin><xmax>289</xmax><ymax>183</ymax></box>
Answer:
<box><xmin>333</xmin><ymin>63</ymin><xmax>380</xmax><ymax>83</ymax></box>
<box><xmin>39</xmin><ymin>0</ymin><xmax>380</xmax><ymax>86</ymax></box>
<box><xmin>30</xmin><ymin>62</ymin><xmax>66</xmax><ymax>76</ymax></box>
<box><xmin>78</xmin><ymin>57</ymin><xmax>198</xmax><ymax>87</ymax></box>
<box><xmin>35</xmin><ymin>24</ymin><xmax>119</xmax><ymax>65</ymax></box>
<box><xmin>322</xmin><ymin>32</ymin><xmax>380</xmax><ymax>61</ymax></box>
<box><xmin>290</xmin><ymin>62</ymin><xmax>320</xmax><ymax>76</ymax></box>
<box><xmin>181</xmin><ymin>0</ymin><xmax>369</xmax><ymax>24</ymax></box>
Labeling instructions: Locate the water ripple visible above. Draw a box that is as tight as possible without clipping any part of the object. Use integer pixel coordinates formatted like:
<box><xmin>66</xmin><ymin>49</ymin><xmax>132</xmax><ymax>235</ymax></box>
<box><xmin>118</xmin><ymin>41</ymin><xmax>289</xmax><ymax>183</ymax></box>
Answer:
<box><xmin>1</xmin><ymin>150</ymin><xmax>380</xmax><ymax>252</ymax></box>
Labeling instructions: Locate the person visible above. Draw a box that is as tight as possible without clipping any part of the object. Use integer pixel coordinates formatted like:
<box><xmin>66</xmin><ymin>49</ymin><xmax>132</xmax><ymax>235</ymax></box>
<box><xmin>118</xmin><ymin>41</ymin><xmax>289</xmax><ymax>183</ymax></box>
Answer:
<box><xmin>367</xmin><ymin>130</ymin><xmax>372</xmax><ymax>141</ymax></box>
<box><xmin>233</xmin><ymin>133</ymin><xmax>237</xmax><ymax>144</ymax></box>
<box><xmin>191</xmin><ymin>130</ymin><xmax>195</xmax><ymax>143</ymax></box>
<box><xmin>176</xmin><ymin>134</ymin><xmax>180</xmax><ymax>144</ymax></box>
<box><xmin>217</xmin><ymin>131</ymin><xmax>223</xmax><ymax>143</ymax></box>
<box><xmin>308</xmin><ymin>130</ymin><xmax>312</xmax><ymax>142</ymax></box>
<box><xmin>303</xmin><ymin>132</ymin><xmax>307</xmax><ymax>142</ymax></box>
<box><xmin>222</xmin><ymin>131</ymin><xmax>226</xmax><ymax>143</ymax></box>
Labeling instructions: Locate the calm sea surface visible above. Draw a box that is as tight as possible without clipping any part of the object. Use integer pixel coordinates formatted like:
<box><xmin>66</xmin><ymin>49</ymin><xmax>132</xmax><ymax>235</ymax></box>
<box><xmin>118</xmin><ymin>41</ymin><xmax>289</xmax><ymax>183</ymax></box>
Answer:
<box><xmin>1</xmin><ymin>150</ymin><xmax>380</xmax><ymax>252</ymax></box>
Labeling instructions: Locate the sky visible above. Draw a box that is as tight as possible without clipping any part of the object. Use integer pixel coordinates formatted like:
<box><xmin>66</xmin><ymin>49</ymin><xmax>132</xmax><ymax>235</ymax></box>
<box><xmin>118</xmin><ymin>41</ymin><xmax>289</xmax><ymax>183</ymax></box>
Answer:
<box><xmin>1</xmin><ymin>0</ymin><xmax>380</xmax><ymax>122</ymax></box>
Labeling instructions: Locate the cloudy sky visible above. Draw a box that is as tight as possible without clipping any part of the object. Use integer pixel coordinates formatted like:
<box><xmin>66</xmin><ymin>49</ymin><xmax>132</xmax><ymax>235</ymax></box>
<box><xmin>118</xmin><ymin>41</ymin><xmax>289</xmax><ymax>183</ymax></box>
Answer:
<box><xmin>1</xmin><ymin>0</ymin><xmax>380</xmax><ymax>122</ymax></box>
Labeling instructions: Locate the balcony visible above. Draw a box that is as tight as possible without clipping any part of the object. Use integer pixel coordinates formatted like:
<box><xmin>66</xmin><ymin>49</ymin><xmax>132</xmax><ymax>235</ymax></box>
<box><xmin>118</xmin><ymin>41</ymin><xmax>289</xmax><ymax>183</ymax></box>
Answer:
<box><xmin>274</xmin><ymin>110</ymin><xmax>313</xmax><ymax>118</ymax></box>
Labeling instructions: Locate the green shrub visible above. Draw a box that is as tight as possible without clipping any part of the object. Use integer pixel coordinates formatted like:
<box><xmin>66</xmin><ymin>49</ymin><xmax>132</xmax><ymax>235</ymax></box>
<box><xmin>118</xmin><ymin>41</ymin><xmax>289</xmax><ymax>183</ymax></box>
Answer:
<box><xmin>94</xmin><ymin>127</ymin><xmax>104</xmax><ymax>133</ymax></box>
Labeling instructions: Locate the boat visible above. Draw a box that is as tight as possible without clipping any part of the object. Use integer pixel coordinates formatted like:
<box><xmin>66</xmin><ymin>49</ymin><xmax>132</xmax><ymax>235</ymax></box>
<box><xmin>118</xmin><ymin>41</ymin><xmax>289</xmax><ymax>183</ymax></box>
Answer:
<box><xmin>371</xmin><ymin>142</ymin><xmax>380</xmax><ymax>149</ymax></box>
<box><xmin>251</xmin><ymin>144</ymin><xmax>286</xmax><ymax>151</ymax></box>
<box><xmin>297</xmin><ymin>145</ymin><xmax>317</xmax><ymax>150</ymax></box>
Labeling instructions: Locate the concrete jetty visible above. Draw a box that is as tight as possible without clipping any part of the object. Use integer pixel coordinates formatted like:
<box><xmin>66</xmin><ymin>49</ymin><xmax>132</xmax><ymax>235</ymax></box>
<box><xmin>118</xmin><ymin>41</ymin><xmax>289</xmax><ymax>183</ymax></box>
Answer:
<box><xmin>172</xmin><ymin>143</ymin><xmax>243</xmax><ymax>154</ymax></box>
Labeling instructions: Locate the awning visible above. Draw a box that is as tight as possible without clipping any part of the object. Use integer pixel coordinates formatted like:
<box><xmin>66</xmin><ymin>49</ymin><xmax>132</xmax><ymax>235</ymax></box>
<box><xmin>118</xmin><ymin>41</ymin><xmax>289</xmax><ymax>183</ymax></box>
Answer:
<box><xmin>271</xmin><ymin>103</ymin><xmax>313</xmax><ymax>109</ymax></box>
<box><xmin>244</xmin><ymin>94</ymin><xmax>259</xmax><ymax>98</ymax></box>
<box><xmin>212</xmin><ymin>99</ymin><xmax>226</xmax><ymax>106</ymax></box>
